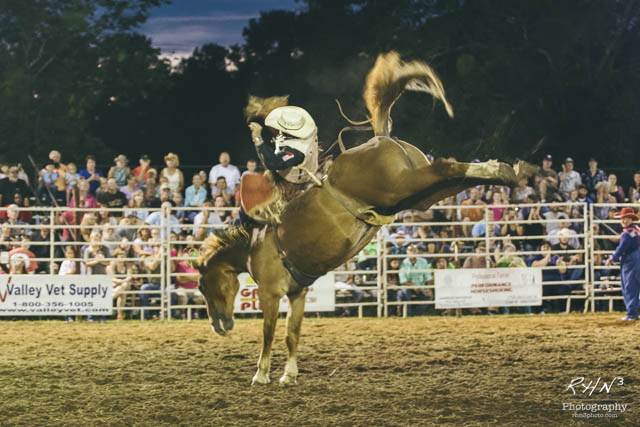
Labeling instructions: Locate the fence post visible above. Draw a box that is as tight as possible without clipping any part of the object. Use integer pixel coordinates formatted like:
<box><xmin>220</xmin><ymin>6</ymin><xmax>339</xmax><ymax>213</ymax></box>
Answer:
<box><xmin>376</xmin><ymin>229</ymin><xmax>382</xmax><ymax>318</ymax></box>
<box><xmin>588</xmin><ymin>202</ymin><xmax>595</xmax><ymax>313</ymax></box>
<box><xmin>49</xmin><ymin>208</ymin><xmax>55</xmax><ymax>276</ymax></box>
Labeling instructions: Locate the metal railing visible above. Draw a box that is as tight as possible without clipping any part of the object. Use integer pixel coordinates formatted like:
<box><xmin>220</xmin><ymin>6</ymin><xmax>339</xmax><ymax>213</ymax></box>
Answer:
<box><xmin>0</xmin><ymin>201</ymin><xmax>633</xmax><ymax>319</ymax></box>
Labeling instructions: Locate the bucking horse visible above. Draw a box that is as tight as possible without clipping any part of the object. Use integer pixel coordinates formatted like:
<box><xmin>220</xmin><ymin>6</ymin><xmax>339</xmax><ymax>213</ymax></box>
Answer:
<box><xmin>197</xmin><ymin>52</ymin><xmax>535</xmax><ymax>385</ymax></box>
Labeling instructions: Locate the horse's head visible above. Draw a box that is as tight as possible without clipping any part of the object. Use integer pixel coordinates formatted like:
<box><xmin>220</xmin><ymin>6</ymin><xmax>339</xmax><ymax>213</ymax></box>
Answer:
<box><xmin>198</xmin><ymin>264</ymin><xmax>239</xmax><ymax>336</ymax></box>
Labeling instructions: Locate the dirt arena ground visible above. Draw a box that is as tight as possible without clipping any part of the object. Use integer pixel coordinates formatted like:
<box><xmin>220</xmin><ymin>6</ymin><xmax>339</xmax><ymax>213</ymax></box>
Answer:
<box><xmin>0</xmin><ymin>313</ymin><xmax>638</xmax><ymax>426</ymax></box>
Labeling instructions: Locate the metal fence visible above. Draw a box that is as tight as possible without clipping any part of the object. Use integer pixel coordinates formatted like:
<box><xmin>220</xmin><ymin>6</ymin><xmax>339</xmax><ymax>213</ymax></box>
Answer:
<box><xmin>0</xmin><ymin>202</ymin><xmax>632</xmax><ymax>319</ymax></box>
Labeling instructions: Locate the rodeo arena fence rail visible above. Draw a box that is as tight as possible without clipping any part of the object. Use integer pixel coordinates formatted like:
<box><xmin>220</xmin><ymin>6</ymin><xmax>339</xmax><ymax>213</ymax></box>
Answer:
<box><xmin>0</xmin><ymin>203</ymin><xmax>631</xmax><ymax>320</ymax></box>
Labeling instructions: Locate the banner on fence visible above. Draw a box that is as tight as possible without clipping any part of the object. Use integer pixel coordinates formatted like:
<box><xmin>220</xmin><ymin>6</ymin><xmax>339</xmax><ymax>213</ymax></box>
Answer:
<box><xmin>235</xmin><ymin>272</ymin><xmax>335</xmax><ymax>313</ymax></box>
<box><xmin>434</xmin><ymin>268</ymin><xmax>542</xmax><ymax>309</ymax></box>
<box><xmin>0</xmin><ymin>275</ymin><xmax>113</xmax><ymax>316</ymax></box>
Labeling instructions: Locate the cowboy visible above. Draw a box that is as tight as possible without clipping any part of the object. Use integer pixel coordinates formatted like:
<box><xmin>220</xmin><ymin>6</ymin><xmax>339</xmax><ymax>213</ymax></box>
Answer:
<box><xmin>248</xmin><ymin>105</ymin><xmax>318</xmax><ymax>184</ymax></box>
<box><xmin>605</xmin><ymin>207</ymin><xmax>640</xmax><ymax>321</ymax></box>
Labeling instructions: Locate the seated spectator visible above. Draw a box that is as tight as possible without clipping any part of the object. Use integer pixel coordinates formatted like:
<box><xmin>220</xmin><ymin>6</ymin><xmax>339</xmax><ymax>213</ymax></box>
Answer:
<box><xmin>489</xmin><ymin>188</ymin><xmax>508</xmax><ymax>221</ymax></box>
<box><xmin>213</xmin><ymin>195</ymin><xmax>232</xmax><ymax>224</ymax></box>
<box><xmin>0</xmin><ymin>193</ymin><xmax>32</xmax><ymax>223</ymax></box>
<box><xmin>30</xmin><ymin>217</ymin><xmax>62</xmax><ymax>273</ymax></box>
<box><xmin>84</xmin><ymin>231</ymin><xmax>111</xmax><ymax>271</ymax></box>
<box><xmin>184</xmin><ymin>174</ymin><xmax>207</xmax><ymax>221</ymax></box>
<box><xmin>133</xmin><ymin>227</ymin><xmax>154</xmax><ymax>258</ymax></box>
<box><xmin>172</xmin><ymin>191</ymin><xmax>186</xmax><ymax>222</ymax></box>
<box><xmin>242</xmin><ymin>159</ymin><xmax>258</xmax><ymax>177</ymax></box>
<box><xmin>146</xmin><ymin>183</ymin><xmax>175</xmax><ymax>209</ymax></box>
<box><xmin>139</xmin><ymin>252</ymin><xmax>175</xmax><ymax>320</ymax></box>
<box><xmin>581</xmin><ymin>157</ymin><xmax>607</xmax><ymax>201</ymax></box>
<box><xmin>0</xmin><ymin>165</ymin><xmax>32</xmax><ymax>206</ymax></box>
<box><xmin>107</xmin><ymin>154</ymin><xmax>130</xmax><ymax>187</ymax></box>
<box><xmin>143</xmin><ymin>169</ymin><xmax>158</xmax><ymax>200</ymax></box>
<box><xmin>460</xmin><ymin>187</ymin><xmax>486</xmax><ymax>222</ymax></box>
<box><xmin>534</xmin><ymin>154</ymin><xmax>560</xmax><ymax>202</ymax></box>
<box><xmin>9</xmin><ymin>252</ymin><xmax>34</xmax><ymax>274</ymax></box>
<box><xmin>208</xmin><ymin>151</ymin><xmax>241</xmax><ymax>197</ymax></box>
<box><xmin>4</xmin><ymin>204</ymin><xmax>29</xmax><ymax>240</ymax></box>
<box><xmin>37</xmin><ymin>160</ymin><xmax>63</xmax><ymax>205</ymax></box>
<box><xmin>397</xmin><ymin>245</ymin><xmax>433</xmax><ymax>316</ymax></box>
<box><xmin>97</xmin><ymin>178</ymin><xmax>128</xmax><ymax>216</ymax></box>
<box><xmin>193</xmin><ymin>200</ymin><xmax>222</xmax><ymax>239</ymax></box>
<box><xmin>198</xmin><ymin>170</ymin><xmax>209</xmax><ymax>194</ymax></box>
<box><xmin>172</xmin><ymin>246</ymin><xmax>205</xmax><ymax>318</ymax></box>
<box><xmin>59</xmin><ymin>246</ymin><xmax>78</xmax><ymax>275</ymax></box>
<box><xmin>333</xmin><ymin>274</ymin><xmax>364</xmax><ymax>317</ymax></box>
<box><xmin>96</xmin><ymin>208</ymin><xmax>117</xmax><ymax>227</ymax></box>
<box><xmin>511</xmin><ymin>178</ymin><xmax>534</xmax><ymax>203</ymax></box>
<box><xmin>211</xmin><ymin>176</ymin><xmax>233</xmax><ymax>205</ymax></box>
<box><xmin>101</xmin><ymin>224</ymin><xmax>119</xmax><ymax>253</ymax></box>
<box><xmin>67</xmin><ymin>179</ymin><xmax>98</xmax><ymax>210</ymax></box>
<box><xmin>128</xmin><ymin>190</ymin><xmax>148</xmax><ymax>221</ymax></box>
<box><xmin>463</xmin><ymin>243</ymin><xmax>491</xmax><ymax>268</ymax></box>
<box><xmin>0</xmin><ymin>223</ymin><xmax>16</xmax><ymax>251</ymax></box>
<box><xmin>132</xmin><ymin>154</ymin><xmax>156</xmax><ymax>185</ymax></box>
<box><xmin>145</xmin><ymin>202</ymin><xmax>180</xmax><ymax>240</ymax></box>
<box><xmin>628</xmin><ymin>171</ymin><xmax>640</xmax><ymax>202</ymax></box>
<box><xmin>600</xmin><ymin>173</ymin><xmax>625</xmax><ymax>203</ymax></box>
<box><xmin>558</xmin><ymin>157</ymin><xmax>581</xmax><ymax>200</ymax></box>
<box><xmin>8</xmin><ymin>238</ymin><xmax>37</xmax><ymax>273</ymax></box>
<box><xmin>79</xmin><ymin>155</ymin><xmax>104</xmax><ymax>196</ymax></box>
<box><xmin>548</xmin><ymin>226</ymin><xmax>579</xmax><ymax>249</ymax></box>
<box><xmin>116</xmin><ymin>210</ymin><xmax>143</xmax><ymax>241</ymax></box>
<box><xmin>160</xmin><ymin>153</ymin><xmax>184</xmax><ymax>196</ymax></box>
<box><xmin>120</xmin><ymin>174</ymin><xmax>138</xmax><ymax>202</ymax></box>
<box><xmin>542</xmin><ymin>204</ymin><xmax>568</xmax><ymax>234</ymax></box>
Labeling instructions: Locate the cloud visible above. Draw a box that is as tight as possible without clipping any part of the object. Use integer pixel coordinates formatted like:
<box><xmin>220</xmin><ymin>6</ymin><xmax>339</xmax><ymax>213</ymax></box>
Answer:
<box><xmin>147</xmin><ymin>14</ymin><xmax>258</xmax><ymax>24</ymax></box>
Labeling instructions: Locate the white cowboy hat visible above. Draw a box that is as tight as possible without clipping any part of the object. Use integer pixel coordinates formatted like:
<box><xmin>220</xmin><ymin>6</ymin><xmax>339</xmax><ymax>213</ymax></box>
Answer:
<box><xmin>265</xmin><ymin>106</ymin><xmax>316</xmax><ymax>139</ymax></box>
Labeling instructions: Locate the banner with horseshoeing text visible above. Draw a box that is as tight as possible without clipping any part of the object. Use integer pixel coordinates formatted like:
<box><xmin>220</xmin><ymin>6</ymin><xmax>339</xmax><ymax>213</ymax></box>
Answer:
<box><xmin>434</xmin><ymin>268</ymin><xmax>542</xmax><ymax>309</ymax></box>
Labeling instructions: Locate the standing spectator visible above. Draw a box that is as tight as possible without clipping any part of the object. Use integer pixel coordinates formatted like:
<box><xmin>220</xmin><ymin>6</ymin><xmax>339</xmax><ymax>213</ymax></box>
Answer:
<box><xmin>160</xmin><ymin>153</ymin><xmax>184</xmax><ymax>196</ymax></box>
<box><xmin>460</xmin><ymin>187</ymin><xmax>486</xmax><ymax>222</ymax></box>
<box><xmin>139</xmin><ymin>251</ymin><xmax>163</xmax><ymax>320</ymax></box>
<box><xmin>558</xmin><ymin>157</ymin><xmax>582</xmax><ymax>200</ymax></box>
<box><xmin>119</xmin><ymin>174</ymin><xmax>138</xmax><ymax>202</ymax></box>
<box><xmin>208</xmin><ymin>152</ymin><xmax>240</xmax><ymax>196</ymax></box>
<box><xmin>184</xmin><ymin>174</ymin><xmax>207</xmax><ymax>221</ymax></box>
<box><xmin>0</xmin><ymin>165</ymin><xmax>32</xmax><ymax>206</ymax></box>
<box><xmin>628</xmin><ymin>171</ymin><xmax>640</xmax><ymax>202</ymax></box>
<box><xmin>97</xmin><ymin>178</ymin><xmax>128</xmax><ymax>215</ymax></box>
<box><xmin>530</xmin><ymin>241</ymin><xmax>567</xmax><ymax>313</ymax></box>
<box><xmin>79</xmin><ymin>155</ymin><xmax>104</xmax><ymax>196</ymax></box>
<box><xmin>534</xmin><ymin>154</ymin><xmax>560</xmax><ymax>202</ymax></box>
<box><xmin>581</xmin><ymin>157</ymin><xmax>607</xmax><ymax>202</ymax></box>
<box><xmin>108</xmin><ymin>155</ymin><xmax>130</xmax><ymax>187</ymax></box>
<box><xmin>132</xmin><ymin>154</ymin><xmax>156</xmax><ymax>185</ymax></box>
<box><xmin>397</xmin><ymin>245</ymin><xmax>433</xmax><ymax>316</ymax></box>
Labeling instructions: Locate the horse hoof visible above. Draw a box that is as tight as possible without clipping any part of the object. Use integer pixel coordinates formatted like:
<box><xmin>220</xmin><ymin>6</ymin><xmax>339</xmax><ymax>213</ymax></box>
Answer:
<box><xmin>279</xmin><ymin>374</ymin><xmax>297</xmax><ymax>386</ymax></box>
<box><xmin>251</xmin><ymin>374</ymin><xmax>271</xmax><ymax>385</ymax></box>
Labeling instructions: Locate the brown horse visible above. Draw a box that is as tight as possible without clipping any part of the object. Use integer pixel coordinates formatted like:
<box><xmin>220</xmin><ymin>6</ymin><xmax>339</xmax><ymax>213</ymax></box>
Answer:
<box><xmin>198</xmin><ymin>52</ymin><xmax>535</xmax><ymax>385</ymax></box>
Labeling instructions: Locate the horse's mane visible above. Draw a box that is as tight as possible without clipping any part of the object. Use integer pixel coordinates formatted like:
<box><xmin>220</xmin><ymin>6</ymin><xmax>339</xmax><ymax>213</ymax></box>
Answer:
<box><xmin>198</xmin><ymin>227</ymin><xmax>250</xmax><ymax>267</ymax></box>
<box><xmin>363</xmin><ymin>51</ymin><xmax>454</xmax><ymax>137</ymax></box>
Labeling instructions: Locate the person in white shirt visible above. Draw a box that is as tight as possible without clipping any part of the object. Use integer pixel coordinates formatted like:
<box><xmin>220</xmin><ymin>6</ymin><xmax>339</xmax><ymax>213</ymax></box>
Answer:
<box><xmin>558</xmin><ymin>157</ymin><xmax>582</xmax><ymax>200</ymax></box>
<box><xmin>208</xmin><ymin>152</ymin><xmax>240</xmax><ymax>196</ymax></box>
<box><xmin>193</xmin><ymin>200</ymin><xmax>222</xmax><ymax>238</ymax></box>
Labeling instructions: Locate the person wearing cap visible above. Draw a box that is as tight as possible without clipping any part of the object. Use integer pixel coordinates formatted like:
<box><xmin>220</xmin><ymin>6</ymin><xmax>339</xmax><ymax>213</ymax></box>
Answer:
<box><xmin>208</xmin><ymin>152</ymin><xmax>241</xmax><ymax>196</ymax></box>
<box><xmin>397</xmin><ymin>245</ymin><xmax>433</xmax><ymax>316</ymax></box>
<box><xmin>116</xmin><ymin>209</ymin><xmax>143</xmax><ymax>241</ymax></box>
<box><xmin>558</xmin><ymin>157</ymin><xmax>582</xmax><ymax>200</ymax></box>
<box><xmin>160</xmin><ymin>152</ymin><xmax>184</xmax><ymax>195</ymax></box>
<box><xmin>533</xmin><ymin>154</ymin><xmax>560</xmax><ymax>202</ymax></box>
<box><xmin>581</xmin><ymin>157</ymin><xmax>607</xmax><ymax>202</ymax></box>
<box><xmin>145</xmin><ymin>182</ymin><xmax>176</xmax><ymax>209</ymax></box>
<box><xmin>107</xmin><ymin>154</ymin><xmax>130</xmax><ymax>187</ymax></box>
<box><xmin>605</xmin><ymin>207</ymin><xmax>640</xmax><ymax>321</ymax></box>
<box><xmin>97</xmin><ymin>178</ymin><xmax>128</xmax><ymax>215</ymax></box>
<box><xmin>248</xmin><ymin>105</ymin><xmax>318</xmax><ymax>184</ymax></box>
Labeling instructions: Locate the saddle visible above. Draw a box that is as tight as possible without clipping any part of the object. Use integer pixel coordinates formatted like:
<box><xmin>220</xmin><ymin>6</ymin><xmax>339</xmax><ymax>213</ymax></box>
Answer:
<box><xmin>240</xmin><ymin>173</ymin><xmax>286</xmax><ymax>224</ymax></box>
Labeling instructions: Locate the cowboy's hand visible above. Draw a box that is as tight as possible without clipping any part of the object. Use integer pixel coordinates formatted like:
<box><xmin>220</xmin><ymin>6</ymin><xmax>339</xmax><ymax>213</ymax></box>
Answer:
<box><xmin>248</xmin><ymin>122</ymin><xmax>263</xmax><ymax>137</ymax></box>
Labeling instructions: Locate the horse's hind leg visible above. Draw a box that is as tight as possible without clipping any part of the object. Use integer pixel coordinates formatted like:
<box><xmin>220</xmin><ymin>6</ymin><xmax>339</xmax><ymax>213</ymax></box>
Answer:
<box><xmin>280</xmin><ymin>288</ymin><xmax>308</xmax><ymax>386</ymax></box>
<box><xmin>252</xmin><ymin>290</ymin><xmax>280</xmax><ymax>385</ymax></box>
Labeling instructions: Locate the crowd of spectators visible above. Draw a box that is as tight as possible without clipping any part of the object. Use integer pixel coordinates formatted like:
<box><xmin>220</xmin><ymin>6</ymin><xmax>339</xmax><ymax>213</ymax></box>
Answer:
<box><xmin>0</xmin><ymin>150</ymin><xmax>633</xmax><ymax>319</ymax></box>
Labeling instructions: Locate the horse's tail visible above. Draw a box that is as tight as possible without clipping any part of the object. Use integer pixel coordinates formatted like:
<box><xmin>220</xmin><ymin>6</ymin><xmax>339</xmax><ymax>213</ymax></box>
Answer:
<box><xmin>363</xmin><ymin>51</ymin><xmax>454</xmax><ymax>137</ymax></box>
<box><xmin>197</xmin><ymin>226</ymin><xmax>250</xmax><ymax>271</ymax></box>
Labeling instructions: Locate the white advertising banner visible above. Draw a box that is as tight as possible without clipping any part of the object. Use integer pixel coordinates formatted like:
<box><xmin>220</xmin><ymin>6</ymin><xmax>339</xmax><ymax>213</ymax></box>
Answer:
<box><xmin>235</xmin><ymin>272</ymin><xmax>335</xmax><ymax>313</ymax></box>
<box><xmin>435</xmin><ymin>268</ymin><xmax>542</xmax><ymax>309</ymax></box>
<box><xmin>0</xmin><ymin>275</ymin><xmax>113</xmax><ymax>316</ymax></box>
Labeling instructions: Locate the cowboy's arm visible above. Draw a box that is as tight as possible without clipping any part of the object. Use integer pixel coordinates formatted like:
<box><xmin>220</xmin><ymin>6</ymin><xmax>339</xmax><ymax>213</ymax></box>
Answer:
<box><xmin>256</xmin><ymin>144</ymin><xmax>305</xmax><ymax>171</ymax></box>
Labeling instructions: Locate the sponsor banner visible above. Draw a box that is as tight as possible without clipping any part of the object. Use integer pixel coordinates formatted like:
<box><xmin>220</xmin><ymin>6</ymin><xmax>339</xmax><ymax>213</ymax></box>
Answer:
<box><xmin>235</xmin><ymin>272</ymin><xmax>335</xmax><ymax>313</ymax></box>
<box><xmin>0</xmin><ymin>275</ymin><xmax>113</xmax><ymax>316</ymax></box>
<box><xmin>435</xmin><ymin>268</ymin><xmax>542</xmax><ymax>309</ymax></box>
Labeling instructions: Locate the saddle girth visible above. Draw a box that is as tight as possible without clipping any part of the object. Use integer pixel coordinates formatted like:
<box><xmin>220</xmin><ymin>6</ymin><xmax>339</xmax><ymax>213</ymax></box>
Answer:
<box><xmin>272</xmin><ymin>224</ymin><xmax>319</xmax><ymax>287</ymax></box>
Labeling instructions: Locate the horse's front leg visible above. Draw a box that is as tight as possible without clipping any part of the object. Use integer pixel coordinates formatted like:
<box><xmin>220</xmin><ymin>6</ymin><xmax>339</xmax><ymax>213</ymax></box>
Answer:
<box><xmin>280</xmin><ymin>288</ymin><xmax>308</xmax><ymax>386</ymax></box>
<box><xmin>252</xmin><ymin>290</ymin><xmax>280</xmax><ymax>385</ymax></box>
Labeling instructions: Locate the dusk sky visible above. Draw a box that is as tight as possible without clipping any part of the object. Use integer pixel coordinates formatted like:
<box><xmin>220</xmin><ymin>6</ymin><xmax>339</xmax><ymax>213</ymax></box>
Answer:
<box><xmin>140</xmin><ymin>0</ymin><xmax>300</xmax><ymax>59</ymax></box>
